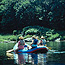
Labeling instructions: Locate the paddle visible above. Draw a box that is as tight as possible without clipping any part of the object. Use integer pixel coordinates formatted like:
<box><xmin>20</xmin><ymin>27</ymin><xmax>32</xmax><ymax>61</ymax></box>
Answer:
<box><xmin>45</xmin><ymin>44</ymin><xmax>52</xmax><ymax>50</ymax></box>
<box><xmin>6</xmin><ymin>49</ymin><xmax>14</xmax><ymax>53</ymax></box>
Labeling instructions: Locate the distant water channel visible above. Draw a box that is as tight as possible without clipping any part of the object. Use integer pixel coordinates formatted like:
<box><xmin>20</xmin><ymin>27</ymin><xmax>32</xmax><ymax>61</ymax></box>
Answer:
<box><xmin>0</xmin><ymin>41</ymin><xmax>65</xmax><ymax>65</ymax></box>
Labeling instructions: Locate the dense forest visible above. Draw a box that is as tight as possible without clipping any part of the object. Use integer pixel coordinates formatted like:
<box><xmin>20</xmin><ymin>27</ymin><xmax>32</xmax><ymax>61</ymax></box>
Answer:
<box><xmin>0</xmin><ymin>0</ymin><xmax>65</xmax><ymax>34</ymax></box>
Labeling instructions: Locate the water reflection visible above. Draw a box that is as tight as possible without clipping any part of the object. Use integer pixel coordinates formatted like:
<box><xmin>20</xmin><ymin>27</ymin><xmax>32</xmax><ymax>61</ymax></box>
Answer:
<box><xmin>38</xmin><ymin>54</ymin><xmax>47</xmax><ymax>65</ymax></box>
<box><xmin>31</xmin><ymin>53</ymin><xmax>38</xmax><ymax>65</ymax></box>
<box><xmin>13</xmin><ymin>52</ymin><xmax>65</xmax><ymax>65</ymax></box>
<box><xmin>6</xmin><ymin>51</ymin><xmax>65</xmax><ymax>65</ymax></box>
<box><xmin>13</xmin><ymin>53</ymin><xmax>47</xmax><ymax>65</ymax></box>
<box><xmin>0</xmin><ymin>42</ymin><xmax>65</xmax><ymax>65</ymax></box>
<box><xmin>47</xmin><ymin>41</ymin><xmax>65</xmax><ymax>51</ymax></box>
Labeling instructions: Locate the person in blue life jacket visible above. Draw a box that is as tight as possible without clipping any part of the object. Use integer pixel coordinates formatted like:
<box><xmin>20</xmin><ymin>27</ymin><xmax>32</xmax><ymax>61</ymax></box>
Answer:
<box><xmin>30</xmin><ymin>35</ymin><xmax>38</xmax><ymax>49</ymax></box>
<box><xmin>38</xmin><ymin>36</ymin><xmax>46</xmax><ymax>46</ymax></box>
<box><xmin>36</xmin><ymin>36</ymin><xmax>40</xmax><ymax>44</ymax></box>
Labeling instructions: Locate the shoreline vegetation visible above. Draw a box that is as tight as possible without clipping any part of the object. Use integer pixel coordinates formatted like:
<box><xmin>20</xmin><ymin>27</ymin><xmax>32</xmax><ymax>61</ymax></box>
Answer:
<box><xmin>0</xmin><ymin>26</ymin><xmax>65</xmax><ymax>43</ymax></box>
<box><xmin>0</xmin><ymin>0</ymin><xmax>65</xmax><ymax>34</ymax></box>
<box><xmin>0</xmin><ymin>0</ymin><xmax>65</xmax><ymax>43</ymax></box>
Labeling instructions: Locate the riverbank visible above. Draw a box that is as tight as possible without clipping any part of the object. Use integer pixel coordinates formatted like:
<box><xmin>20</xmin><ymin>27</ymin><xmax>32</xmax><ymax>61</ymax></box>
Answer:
<box><xmin>0</xmin><ymin>34</ymin><xmax>65</xmax><ymax>43</ymax></box>
<box><xmin>0</xmin><ymin>41</ymin><xmax>16</xmax><ymax>43</ymax></box>
<box><xmin>0</xmin><ymin>38</ymin><xmax>65</xmax><ymax>44</ymax></box>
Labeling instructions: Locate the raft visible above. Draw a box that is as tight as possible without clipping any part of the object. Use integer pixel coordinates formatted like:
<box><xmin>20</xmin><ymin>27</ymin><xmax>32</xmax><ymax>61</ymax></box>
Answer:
<box><xmin>18</xmin><ymin>46</ymin><xmax>48</xmax><ymax>53</ymax></box>
<box><xmin>13</xmin><ymin>43</ymin><xmax>48</xmax><ymax>53</ymax></box>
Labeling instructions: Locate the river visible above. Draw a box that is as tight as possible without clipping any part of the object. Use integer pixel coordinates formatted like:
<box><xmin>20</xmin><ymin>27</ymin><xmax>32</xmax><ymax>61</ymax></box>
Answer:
<box><xmin>0</xmin><ymin>41</ymin><xmax>65</xmax><ymax>65</ymax></box>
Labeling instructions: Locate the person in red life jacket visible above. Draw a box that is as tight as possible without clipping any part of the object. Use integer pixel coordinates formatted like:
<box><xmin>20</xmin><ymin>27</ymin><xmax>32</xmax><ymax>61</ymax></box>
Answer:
<box><xmin>15</xmin><ymin>36</ymin><xmax>25</xmax><ymax>53</ymax></box>
<box><xmin>30</xmin><ymin>35</ymin><xmax>38</xmax><ymax>49</ymax></box>
<box><xmin>18</xmin><ymin>36</ymin><xmax>25</xmax><ymax>49</ymax></box>
<box><xmin>38</xmin><ymin>36</ymin><xmax>46</xmax><ymax>46</ymax></box>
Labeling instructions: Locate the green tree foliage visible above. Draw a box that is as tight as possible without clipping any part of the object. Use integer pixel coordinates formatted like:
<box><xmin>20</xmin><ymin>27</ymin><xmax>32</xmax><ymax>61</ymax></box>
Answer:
<box><xmin>13</xmin><ymin>30</ymin><xmax>17</xmax><ymax>35</ymax></box>
<box><xmin>0</xmin><ymin>0</ymin><xmax>65</xmax><ymax>34</ymax></box>
<box><xmin>22</xmin><ymin>26</ymin><xmax>49</xmax><ymax>36</ymax></box>
<box><xmin>47</xmin><ymin>33</ymin><xmax>60</xmax><ymax>41</ymax></box>
<box><xmin>25</xmin><ymin>28</ymin><xmax>38</xmax><ymax>35</ymax></box>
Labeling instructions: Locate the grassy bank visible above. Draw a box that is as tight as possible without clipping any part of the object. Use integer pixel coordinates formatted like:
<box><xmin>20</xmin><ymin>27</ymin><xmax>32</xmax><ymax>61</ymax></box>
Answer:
<box><xmin>0</xmin><ymin>26</ymin><xmax>65</xmax><ymax>42</ymax></box>
<box><xmin>0</xmin><ymin>34</ymin><xmax>33</xmax><ymax>42</ymax></box>
<box><xmin>0</xmin><ymin>33</ymin><xmax>65</xmax><ymax>42</ymax></box>
<box><xmin>0</xmin><ymin>35</ymin><xmax>17</xmax><ymax>42</ymax></box>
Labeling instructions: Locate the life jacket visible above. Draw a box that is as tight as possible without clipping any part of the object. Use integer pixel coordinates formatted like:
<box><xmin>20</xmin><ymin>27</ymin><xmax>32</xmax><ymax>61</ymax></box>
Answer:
<box><xmin>40</xmin><ymin>39</ymin><xmax>46</xmax><ymax>45</ymax></box>
<box><xmin>33</xmin><ymin>39</ymin><xmax>38</xmax><ymax>44</ymax></box>
<box><xmin>18</xmin><ymin>40</ymin><xmax>25</xmax><ymax>46</ymax></box>
<box><xmin>18</xmin><ymin>40</ymin><xmax>25</xmax><ymax>49</ymax></box>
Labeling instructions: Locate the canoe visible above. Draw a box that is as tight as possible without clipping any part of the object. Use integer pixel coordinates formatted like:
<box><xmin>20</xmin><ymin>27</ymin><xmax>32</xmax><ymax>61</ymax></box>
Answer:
<box><xmin>17</xmin><ymin>46</ymin><xmax>48</xmax><ymax>53</ymax></box>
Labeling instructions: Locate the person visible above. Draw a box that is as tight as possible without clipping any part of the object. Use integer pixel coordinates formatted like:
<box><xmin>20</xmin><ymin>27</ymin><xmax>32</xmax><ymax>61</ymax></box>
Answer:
<box><xmin>15</xmin><ymin>36</ymin><xmax>25</xmax><ymax>53</ymax></box>
<box><xmin>30</xmin><ymin>35</ymin><xmax>38</xmax><ymax>49</ymax></box>
<box><xmin>36</xmin><ymin>36</ymin><xmax>40</xmax><ymax>45</ymax></box>
<box><xmin>38</xmin><ymin>36</ymin><xmax>46</xmax><ymax>46</ymax></box>
<box><xmin>18</xmin><ymin>36</ymin><xmax>25</xmax><ymax>49</ymax></box>
<box><xmin>36</xmin><ymin>36</ymin><xmax>39</xmax><ymax>41</ymax></box>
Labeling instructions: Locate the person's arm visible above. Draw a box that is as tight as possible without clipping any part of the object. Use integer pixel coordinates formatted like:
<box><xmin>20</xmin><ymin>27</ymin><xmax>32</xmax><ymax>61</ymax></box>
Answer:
<box><xmin>44</xmin><ymin>39</ymin><xmax>46</xmax><ymax>43</ymax></box>
<box><xmin>23</xmin><ymin>40</ymin><xmax>25</xmax><ymax>45</ymax></box>
<box><xmin>38</xmin><ymin>40</ymin><xmax>42</xmax><ymax>46</ymax></box>
<box><xmin>30</xmin><ymin>40</ymin><xmax>34</xmax><ymax>46</ymax></box>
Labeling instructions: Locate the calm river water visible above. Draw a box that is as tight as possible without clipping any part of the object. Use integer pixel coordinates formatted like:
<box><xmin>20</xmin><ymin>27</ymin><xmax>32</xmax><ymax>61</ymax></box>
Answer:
<box><xmin>0</xmin><ymin>41</ymin><xmax>65</xmax><ymax>65</ymax></box>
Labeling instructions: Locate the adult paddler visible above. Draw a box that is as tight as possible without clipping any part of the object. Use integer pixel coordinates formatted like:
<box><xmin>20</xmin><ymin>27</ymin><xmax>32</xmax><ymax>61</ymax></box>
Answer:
<box><xmin>30</xmin><ymin>35</ymin><xmax>38</xmax><ymax>49</ymax></box>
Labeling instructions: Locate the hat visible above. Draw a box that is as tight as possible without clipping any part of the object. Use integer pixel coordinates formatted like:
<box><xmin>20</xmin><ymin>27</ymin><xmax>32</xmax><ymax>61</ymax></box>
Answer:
<box><xmin>19</xmin><ymin>36</ymin><xmax>24</xmax><ymax>39</ymax></box>
<box><xmin>32</xmin><ymin>35</ymin><xmax>36</xmax><ymax>38</ymax></box>
<box><xmin>36</xmin><ymin>36</ymin><xmax>39</xmax><ymax>39</ymax></box>
<box><xmin>41</xmin><ymin>36</ymin><xmax>45</xmax><ymax>39</ymax></box>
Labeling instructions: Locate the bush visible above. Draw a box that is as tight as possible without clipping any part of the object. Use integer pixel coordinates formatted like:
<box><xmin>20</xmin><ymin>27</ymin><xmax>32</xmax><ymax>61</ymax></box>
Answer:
<box><xmin>25</xmin><ymin>28</ymin><xmax>39</xmax><ymax>35</ymax></box>
<box><xmin>63</xmin><ymin>36</ymin><xmax>65</xmax><ymax>40</ymax></box>
<box><xmin>13</xmin><ymin>30</ymin><xmax>17</xmax><ymax>35</ymax></box>
<box><xmin>9</xmin><ymin>36</ymin><xmax>17</xmax><ymax>41</ymax></box>
<box><xmin>47</xmin><ymin>33</ymin><xmax>60</xmax><ymax>41</ymax></box>
<box><xmin>22</xmin><ymin>26</ymin><xmax>48</xmax><ymax>36</ymax></box>
<box><xmin>24</xmin><ymin>35</ymin><xmax>32</xmax><ymax>39</ymax></box>
<box><xmin>0</xmin><ymin>35</ymin><xmax>17</xmax><ymax>42</ymax></box>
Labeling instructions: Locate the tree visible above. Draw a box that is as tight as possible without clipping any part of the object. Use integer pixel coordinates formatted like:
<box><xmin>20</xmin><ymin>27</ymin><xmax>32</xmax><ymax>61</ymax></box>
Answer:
<box><xmin>0</xmin><ymin>0</ymin><xmax>65</xmax><ymax>34</ymax></box>
<box><xmin>1</xmin><ymin>2</ymin><xmax>16</xmax><ymax>33</ymax></box>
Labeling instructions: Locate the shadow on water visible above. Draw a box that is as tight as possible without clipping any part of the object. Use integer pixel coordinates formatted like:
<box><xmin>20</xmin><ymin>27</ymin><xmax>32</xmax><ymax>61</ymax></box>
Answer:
<box><xmin>0</xmin><ymin>42</ymin><xmax>65</xmax><ymax>65</ymax></box>
<box><xmin>0</xmin><ymin>43</ymin><xmax>15</xmax><ymax>65</ymax></box>
<box><xmin>12</xmin><ymin>52</ymin><xmax>47</xmax><ymax>65</ymax></box>
<box><xmin>6</xmin><ymin>52</ymin><xmax>65</xmax><ymax>65</ymax></box>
